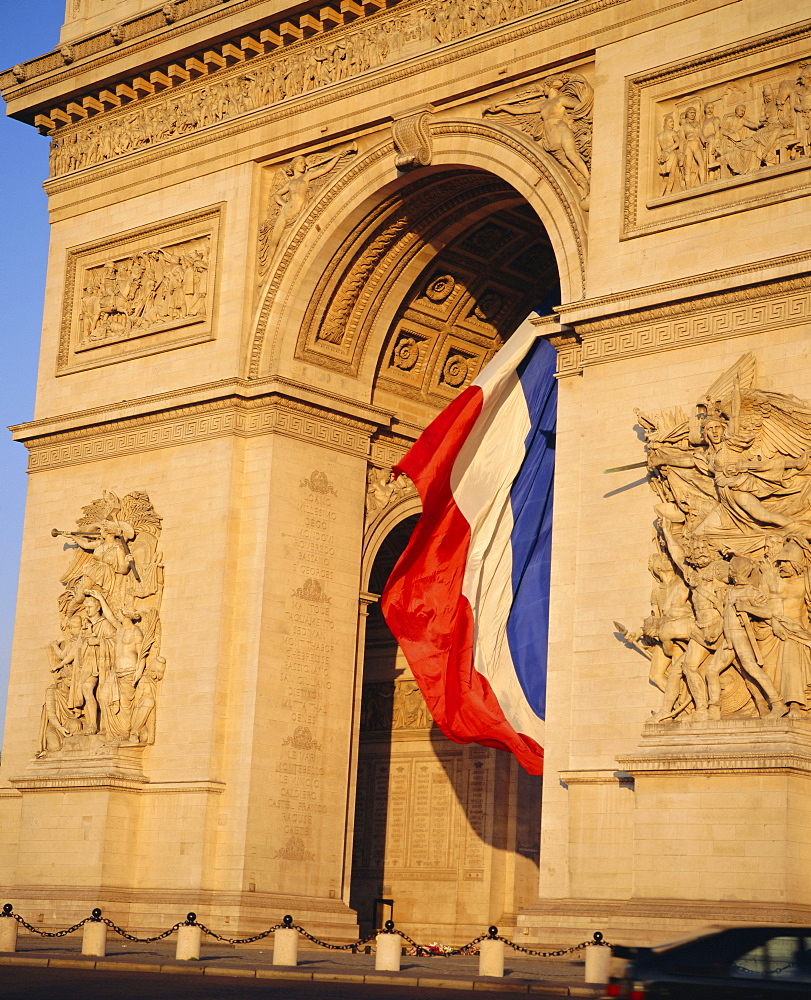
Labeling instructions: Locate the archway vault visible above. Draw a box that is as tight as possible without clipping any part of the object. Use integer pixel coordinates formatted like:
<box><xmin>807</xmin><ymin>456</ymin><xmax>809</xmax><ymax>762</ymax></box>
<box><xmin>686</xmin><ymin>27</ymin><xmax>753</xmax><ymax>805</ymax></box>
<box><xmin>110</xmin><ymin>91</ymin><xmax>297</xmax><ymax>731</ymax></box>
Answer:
<box><xmin>247</xmin><ymin>120</ymin><xmax>585</xmax><ymax>383</ymax></box>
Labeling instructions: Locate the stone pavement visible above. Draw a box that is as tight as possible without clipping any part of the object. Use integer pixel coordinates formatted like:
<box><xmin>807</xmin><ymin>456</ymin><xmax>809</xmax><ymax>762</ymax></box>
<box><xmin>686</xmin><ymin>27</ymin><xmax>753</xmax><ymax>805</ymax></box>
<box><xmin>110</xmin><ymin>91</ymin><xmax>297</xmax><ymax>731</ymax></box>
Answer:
<box><xmin>0</xmin><ymin>933</ymin><xmax>602</xmax><ymax>996</ymax></box>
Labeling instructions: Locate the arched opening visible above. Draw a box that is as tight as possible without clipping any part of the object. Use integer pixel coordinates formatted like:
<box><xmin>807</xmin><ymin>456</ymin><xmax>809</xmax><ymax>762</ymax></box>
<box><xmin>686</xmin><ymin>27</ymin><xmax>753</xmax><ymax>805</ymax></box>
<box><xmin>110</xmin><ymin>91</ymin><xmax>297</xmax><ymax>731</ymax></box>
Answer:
<box><xmin>349</xmin><ymin>173</ymin><xmax>557</xmax><ymax>941</ymax></box>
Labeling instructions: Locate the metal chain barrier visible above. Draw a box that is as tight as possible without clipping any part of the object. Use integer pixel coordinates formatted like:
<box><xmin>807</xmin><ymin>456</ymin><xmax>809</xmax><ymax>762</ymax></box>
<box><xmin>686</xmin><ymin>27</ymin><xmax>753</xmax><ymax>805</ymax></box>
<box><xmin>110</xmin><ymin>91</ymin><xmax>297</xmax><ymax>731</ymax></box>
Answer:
<box><xmin>1</xmin><ymin>903</ymin><xmax>612</xmax><ymax>957</ymax></box>
<box><xmin>101</xmin><ymin>915</ymin><xmax>187</xmax><ymax>944</ymax></box>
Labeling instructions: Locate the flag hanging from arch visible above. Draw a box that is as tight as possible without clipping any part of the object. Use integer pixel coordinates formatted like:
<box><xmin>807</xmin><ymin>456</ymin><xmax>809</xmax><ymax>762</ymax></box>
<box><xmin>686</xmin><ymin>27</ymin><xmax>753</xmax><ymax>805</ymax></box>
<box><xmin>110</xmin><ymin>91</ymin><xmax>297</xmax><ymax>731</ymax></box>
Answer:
<box><xmin>381</xmin><ymin>323</ymin><xmax>557</xmax><ymax>775</ymax></box>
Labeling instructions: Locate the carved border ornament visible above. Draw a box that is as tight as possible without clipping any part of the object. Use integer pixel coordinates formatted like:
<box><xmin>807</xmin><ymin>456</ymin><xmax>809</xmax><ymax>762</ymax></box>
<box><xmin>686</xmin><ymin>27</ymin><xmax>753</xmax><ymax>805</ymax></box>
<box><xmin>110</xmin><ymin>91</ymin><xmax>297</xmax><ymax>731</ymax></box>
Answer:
<box><xmin>35</xmin><ymin>0</ymin><xmax>564</xmax><ymax>180</ymax></box>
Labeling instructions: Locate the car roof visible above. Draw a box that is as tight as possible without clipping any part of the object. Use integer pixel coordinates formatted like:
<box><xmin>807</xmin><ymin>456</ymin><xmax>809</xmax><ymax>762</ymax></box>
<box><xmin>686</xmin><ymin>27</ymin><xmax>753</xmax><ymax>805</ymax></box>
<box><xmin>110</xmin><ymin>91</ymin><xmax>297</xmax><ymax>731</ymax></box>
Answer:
<box><xmin>652</xmin><ymin>926</ymin><xmax>811</xmax><ymax>955</ymax></box>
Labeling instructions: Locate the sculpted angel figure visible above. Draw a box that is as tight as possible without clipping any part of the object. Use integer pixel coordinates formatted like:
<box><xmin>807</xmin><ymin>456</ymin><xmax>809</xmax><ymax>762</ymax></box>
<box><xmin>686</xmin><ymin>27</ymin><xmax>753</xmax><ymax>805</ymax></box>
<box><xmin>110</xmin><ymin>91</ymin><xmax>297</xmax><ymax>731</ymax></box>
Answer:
<box><xmin>484</xmin><ymin>73</ymin><xmax>593</xmax><ymax>202</ymax></box>
<box><xmin>258</xmin><ymin>141</ymin><xmax>358</xmax><ymax>274</ymax></box>
<box><xmin>647</xmin><ymin>385</ymin><xmax>811</xmax><ymax>534</ymax></box>
<box><xmin>620</xmin><ymin>354</ymin><xmax>811</xmax><ymax>724</ymax></box>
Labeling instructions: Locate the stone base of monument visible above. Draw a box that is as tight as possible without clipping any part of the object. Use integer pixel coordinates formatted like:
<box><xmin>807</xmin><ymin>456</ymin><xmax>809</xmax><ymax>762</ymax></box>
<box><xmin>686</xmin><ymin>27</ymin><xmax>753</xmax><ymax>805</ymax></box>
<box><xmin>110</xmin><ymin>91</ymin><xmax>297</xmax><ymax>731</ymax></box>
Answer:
<box><xmin>20</xmin><ymin>735</ymin><xmax>147</xmax><ymax>782</ymax></box>
<box><xmin>618</xmin><ymin>718</ymin><xmax>811</xmax><ymax>905</ymax></box>
<box><xmin>519</xmin><ymin>719</ymin><xmax>811</xmax><ymax>948</ymax></box>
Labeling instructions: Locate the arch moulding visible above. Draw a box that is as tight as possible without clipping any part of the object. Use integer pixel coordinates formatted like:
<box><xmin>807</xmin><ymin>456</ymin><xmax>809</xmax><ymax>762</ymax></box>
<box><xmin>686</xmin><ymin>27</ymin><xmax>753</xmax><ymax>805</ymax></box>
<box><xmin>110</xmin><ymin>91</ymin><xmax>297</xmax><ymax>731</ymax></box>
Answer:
<box><xmin>247</xmin><ymin>120</ymin><xmax>587</xmax><ymax>385</ymax></box>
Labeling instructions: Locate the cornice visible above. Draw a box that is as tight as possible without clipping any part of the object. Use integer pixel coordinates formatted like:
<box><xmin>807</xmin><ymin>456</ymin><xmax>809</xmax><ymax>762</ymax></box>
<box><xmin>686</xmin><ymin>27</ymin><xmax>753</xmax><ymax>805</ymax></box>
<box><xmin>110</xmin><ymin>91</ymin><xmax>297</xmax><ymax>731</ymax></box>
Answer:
<box><xmin>32</xmin><ymin>0</ymin><xmax>677</xmax><ymax>195</ymax></box>
<box><xmin>12</xmin><ymin>378</ymin><xmax>393</xmax><ymax>472</ymax></box>
<box><xmin>8</xmin><ymin>775</ymin><xmax>225</xmax><ymax>792</ymax></box>
<box><xmin>558</xmin><ymin>252</ymin><xmax>811</xmax><ymax>329</ymax></box>
<box><xmin>552</xmin><ymin>258</ymin><xmax>811</xmax><ymax>376</ymax></box>
<box><xmin>618</xmin><ymin>751</ymin><xmax>811</xmax><ymax>776</ymax></box>
<box><xmin>10</xmin><ymin>774</ymin><xmax>149</xmax><ymax>791</ymax></box>
<box><xmin>1</xmin><ymin>0</ymin><xmax>415</xmax><ymax>110</ymax></box>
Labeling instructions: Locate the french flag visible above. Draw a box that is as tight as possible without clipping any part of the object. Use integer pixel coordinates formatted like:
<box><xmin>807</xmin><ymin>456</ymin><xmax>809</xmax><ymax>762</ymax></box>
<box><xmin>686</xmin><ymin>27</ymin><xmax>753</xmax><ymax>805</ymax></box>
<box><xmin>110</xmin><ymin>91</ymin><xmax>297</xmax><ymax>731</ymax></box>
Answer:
<box><xmin>381</xmin><ymin>322</ymin><xmax>556</xmax><ymax>775</ymax></box>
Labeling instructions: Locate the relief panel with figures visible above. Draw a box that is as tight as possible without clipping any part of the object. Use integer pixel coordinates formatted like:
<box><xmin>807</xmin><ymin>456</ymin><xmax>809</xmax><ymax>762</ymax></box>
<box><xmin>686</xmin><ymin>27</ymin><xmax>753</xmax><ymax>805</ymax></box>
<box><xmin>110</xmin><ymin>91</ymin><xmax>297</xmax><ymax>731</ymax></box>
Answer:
<box><xmin>59</xmin><ymin>207</ymin><xmax>221</xmax><ymax>373</ymax></box>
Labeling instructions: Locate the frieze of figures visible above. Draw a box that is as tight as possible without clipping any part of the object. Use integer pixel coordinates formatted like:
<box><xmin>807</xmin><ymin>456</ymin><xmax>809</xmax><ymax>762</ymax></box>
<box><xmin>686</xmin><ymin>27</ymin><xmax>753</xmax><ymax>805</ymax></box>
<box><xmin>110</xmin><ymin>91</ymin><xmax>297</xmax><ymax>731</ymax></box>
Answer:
<box><xmin>48</xmin><ymin>0</ymin><xmax>558</xmax><ymax>178</ymax></box>
<box><xmin>619</xmin><ymin>355</ymin><xmax>811</xmax><ymax>724</ymax></box>
<box><xmin>653</xmin><ymin>57</ymin><xmax>811</xmax><ymax>198</ymax></box>
<box><xmin>38</xmin><ymin>491</ymin><xmax>166</xmax><ymax>757</ymax></box>
<box><xmin>77</xmin><ymin>235</ymin><xmax>210</xmax><ymax>350</ymax></box>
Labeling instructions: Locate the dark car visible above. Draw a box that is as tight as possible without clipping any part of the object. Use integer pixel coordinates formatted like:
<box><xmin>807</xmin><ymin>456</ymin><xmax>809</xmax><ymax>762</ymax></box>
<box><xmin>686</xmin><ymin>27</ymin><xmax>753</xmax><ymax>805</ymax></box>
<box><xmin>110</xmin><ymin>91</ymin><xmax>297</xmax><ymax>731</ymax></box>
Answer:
<box><xmin>603</xmin><ymin>926</ymin><xmax>811</xmax><ymax>999</ymax></box>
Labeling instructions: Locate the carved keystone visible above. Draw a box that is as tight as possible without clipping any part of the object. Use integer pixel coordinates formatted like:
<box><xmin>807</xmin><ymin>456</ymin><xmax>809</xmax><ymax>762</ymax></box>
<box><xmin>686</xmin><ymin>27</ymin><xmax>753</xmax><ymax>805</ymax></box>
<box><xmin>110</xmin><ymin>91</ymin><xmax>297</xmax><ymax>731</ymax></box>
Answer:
<box><xmin>392</xmin><ymin>111</ymin><xmax>433</xmax><ymax>171</ymax></box>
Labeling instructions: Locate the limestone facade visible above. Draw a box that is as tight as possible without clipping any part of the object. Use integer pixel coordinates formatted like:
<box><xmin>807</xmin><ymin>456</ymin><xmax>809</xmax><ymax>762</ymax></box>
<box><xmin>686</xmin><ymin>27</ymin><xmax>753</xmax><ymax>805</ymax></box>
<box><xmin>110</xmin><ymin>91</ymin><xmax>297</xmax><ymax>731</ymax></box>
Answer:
<box><xmin>0</xmin><ymin>0</ymin><xmax>810</xmax><ymax>945</ymax></box>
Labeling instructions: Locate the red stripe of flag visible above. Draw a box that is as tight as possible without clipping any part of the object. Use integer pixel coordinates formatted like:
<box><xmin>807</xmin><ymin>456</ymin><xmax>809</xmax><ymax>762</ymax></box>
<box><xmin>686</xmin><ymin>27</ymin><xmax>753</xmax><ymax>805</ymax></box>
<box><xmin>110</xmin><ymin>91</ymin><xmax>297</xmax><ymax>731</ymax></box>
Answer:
<box><xmin>381</xmin><ymin>386</ymin><xmax>544</xmax><ymax>773</ymax></box>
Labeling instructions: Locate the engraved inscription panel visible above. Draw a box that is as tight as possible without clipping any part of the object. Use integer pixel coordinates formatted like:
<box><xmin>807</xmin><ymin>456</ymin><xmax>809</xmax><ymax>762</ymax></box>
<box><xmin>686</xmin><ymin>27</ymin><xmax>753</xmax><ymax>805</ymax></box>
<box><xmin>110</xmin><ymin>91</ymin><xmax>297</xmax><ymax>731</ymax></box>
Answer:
<box><xmin>267</xmin><ymin>470</ymin><xmax>342</xmax><ymax>866</ymax></box>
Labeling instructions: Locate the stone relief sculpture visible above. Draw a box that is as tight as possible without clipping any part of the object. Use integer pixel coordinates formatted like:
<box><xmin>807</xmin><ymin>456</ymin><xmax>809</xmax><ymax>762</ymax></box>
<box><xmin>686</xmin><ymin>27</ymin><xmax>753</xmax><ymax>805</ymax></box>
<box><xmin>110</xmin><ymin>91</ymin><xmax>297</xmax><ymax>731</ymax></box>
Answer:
<box><xmin>360</xmin><ymin>679</ymin><xmax>432</xmax><ymax>731</ymax></box>
<box><xmin>257</xmin><ymin>142</ymin><xmax>358</xmax><ymax>278</ymax></box>
<box><xmin>392</xmin><ymin>112</ymin><xmax>433</xmax><ymax>170</ymax></box>
<box><xmin>46</xmin><ymin>0</ymin><xmax>562</xmax><ymax>179</ymax></box>
<box><xmin>623</xmin><ymin>355</ymin><xmax>811</xmax><ymax>723</ymax></box>
<box><xmin>37</xmin><ymin>491</ymin><xmax>166</xmax><ymax>756</ymax></box>
<box><xmin>77</xmin><ymin>236</ymin><xmax>210</xmax><ymax>348</ymax></box>
<box><xmin>365</xmin><ymin>466</ymin><xmax>415</xmax><ymax>518</ymax></box>
<box><xmin>484</xmin><ymin>73</ymin><xmax>593</xmax><ymax>206</ymax></box>
<box><xmin>652</xmin><ymin>58</ymin><xmax>811</xmax><ymax>197</ymax></box>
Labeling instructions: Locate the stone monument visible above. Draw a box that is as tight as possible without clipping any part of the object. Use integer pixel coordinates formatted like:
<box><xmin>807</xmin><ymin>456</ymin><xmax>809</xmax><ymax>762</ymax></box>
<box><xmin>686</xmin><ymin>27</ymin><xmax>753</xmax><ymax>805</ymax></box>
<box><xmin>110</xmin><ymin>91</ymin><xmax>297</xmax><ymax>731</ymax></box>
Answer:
<box><xmin>0</xmin><ymin>0</ymin><xmax>809</xmax><ymax>945</ymax></box>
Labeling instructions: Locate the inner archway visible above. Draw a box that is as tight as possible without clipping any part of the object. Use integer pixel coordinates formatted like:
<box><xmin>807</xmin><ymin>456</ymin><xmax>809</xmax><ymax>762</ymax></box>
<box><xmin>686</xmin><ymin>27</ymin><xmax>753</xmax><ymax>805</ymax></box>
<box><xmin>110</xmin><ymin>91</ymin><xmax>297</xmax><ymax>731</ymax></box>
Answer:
<box><xmin>350</xmin><ymin>182</ymin><xmax>557</xmax><ymax>941</ymax></box>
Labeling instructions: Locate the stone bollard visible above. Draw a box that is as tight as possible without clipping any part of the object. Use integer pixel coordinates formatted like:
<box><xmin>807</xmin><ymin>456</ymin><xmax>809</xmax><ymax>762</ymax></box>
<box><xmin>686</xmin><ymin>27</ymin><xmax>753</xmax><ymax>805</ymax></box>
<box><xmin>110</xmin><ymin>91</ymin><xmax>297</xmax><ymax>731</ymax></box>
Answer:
<box><xmin>82</xmin><ymin>909</ymin><xmax>107</xmax><ymax>957</ymax></box>
<box><xmin>478</xmin><ymin>927</ymin><xmax>504</xmax><ymax>977</ymax></box>
<box><xmin>375</xmin><ymin>920</ymin><xmax>402</xmax><ymax>972</ymax></box>
<box><xmin>273</xmin><ymin>915</ymin><xmax>299</xmax><ymax>966</ymax></box>
<box><xmin>584</xmin><ymin>932</ymin><xmax>611</xmax><ymax>984</ymax></box>
<box><xmin>176</xmin><ymin>913</ymin><xmax>202</xmax><ymax>960</ymax></box>
<box><xmin>0</xmin><ymin>905</ymin><xmax>18</xmax><ymax>953</ymax></box>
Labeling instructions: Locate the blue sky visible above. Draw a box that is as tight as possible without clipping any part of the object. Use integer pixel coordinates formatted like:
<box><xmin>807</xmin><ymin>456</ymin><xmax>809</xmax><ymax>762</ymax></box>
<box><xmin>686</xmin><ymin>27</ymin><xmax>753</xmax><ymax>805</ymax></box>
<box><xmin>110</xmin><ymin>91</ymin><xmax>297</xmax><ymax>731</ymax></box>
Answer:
<box><xmin>0</xmin><ymin>2</ymin><xmax>66</xmax><ymax>742</ymax></box>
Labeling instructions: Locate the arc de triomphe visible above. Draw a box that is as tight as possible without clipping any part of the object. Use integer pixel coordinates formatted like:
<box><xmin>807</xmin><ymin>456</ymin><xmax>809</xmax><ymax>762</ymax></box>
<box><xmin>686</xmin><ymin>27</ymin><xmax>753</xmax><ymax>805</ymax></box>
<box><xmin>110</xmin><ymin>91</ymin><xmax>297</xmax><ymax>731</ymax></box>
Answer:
<box><xmin>1</xmin><ymin>0</ymin><xmax>810</xmax><ymax>944</ymax></box>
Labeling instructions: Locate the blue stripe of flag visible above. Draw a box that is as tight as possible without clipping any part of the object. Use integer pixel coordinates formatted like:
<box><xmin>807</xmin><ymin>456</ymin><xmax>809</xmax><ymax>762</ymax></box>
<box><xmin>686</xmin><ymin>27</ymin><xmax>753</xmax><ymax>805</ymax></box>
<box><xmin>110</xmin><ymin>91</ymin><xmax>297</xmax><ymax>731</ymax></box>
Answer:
<box><xmin>505</xmin><ymin>337</ymin><xmax>557</xmax><ymax>720</ymax></box>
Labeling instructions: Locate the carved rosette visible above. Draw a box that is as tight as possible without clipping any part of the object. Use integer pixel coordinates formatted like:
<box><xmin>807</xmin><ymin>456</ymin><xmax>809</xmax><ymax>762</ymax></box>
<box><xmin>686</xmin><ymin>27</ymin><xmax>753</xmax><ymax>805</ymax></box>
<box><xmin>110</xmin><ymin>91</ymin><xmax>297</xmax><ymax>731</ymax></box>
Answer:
<box><xmin>441</xmin><ymin>352</ymin><xmax>470</xmax><ymax>388</ymax></box>
<box><xmin>37</xmin><ymin>491</ymin><xmax>166</xmax><ymax>761</ymax></box>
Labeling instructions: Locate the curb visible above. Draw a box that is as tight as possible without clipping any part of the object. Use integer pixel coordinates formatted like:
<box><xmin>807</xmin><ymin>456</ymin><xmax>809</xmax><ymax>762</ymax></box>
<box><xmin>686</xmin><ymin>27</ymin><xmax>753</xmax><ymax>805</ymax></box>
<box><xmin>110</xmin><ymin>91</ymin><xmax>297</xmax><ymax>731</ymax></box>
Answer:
<box><xmin>0</xmin><ymin>953</ymin><xmax>603</xmax><ymax>995</ymax></box>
